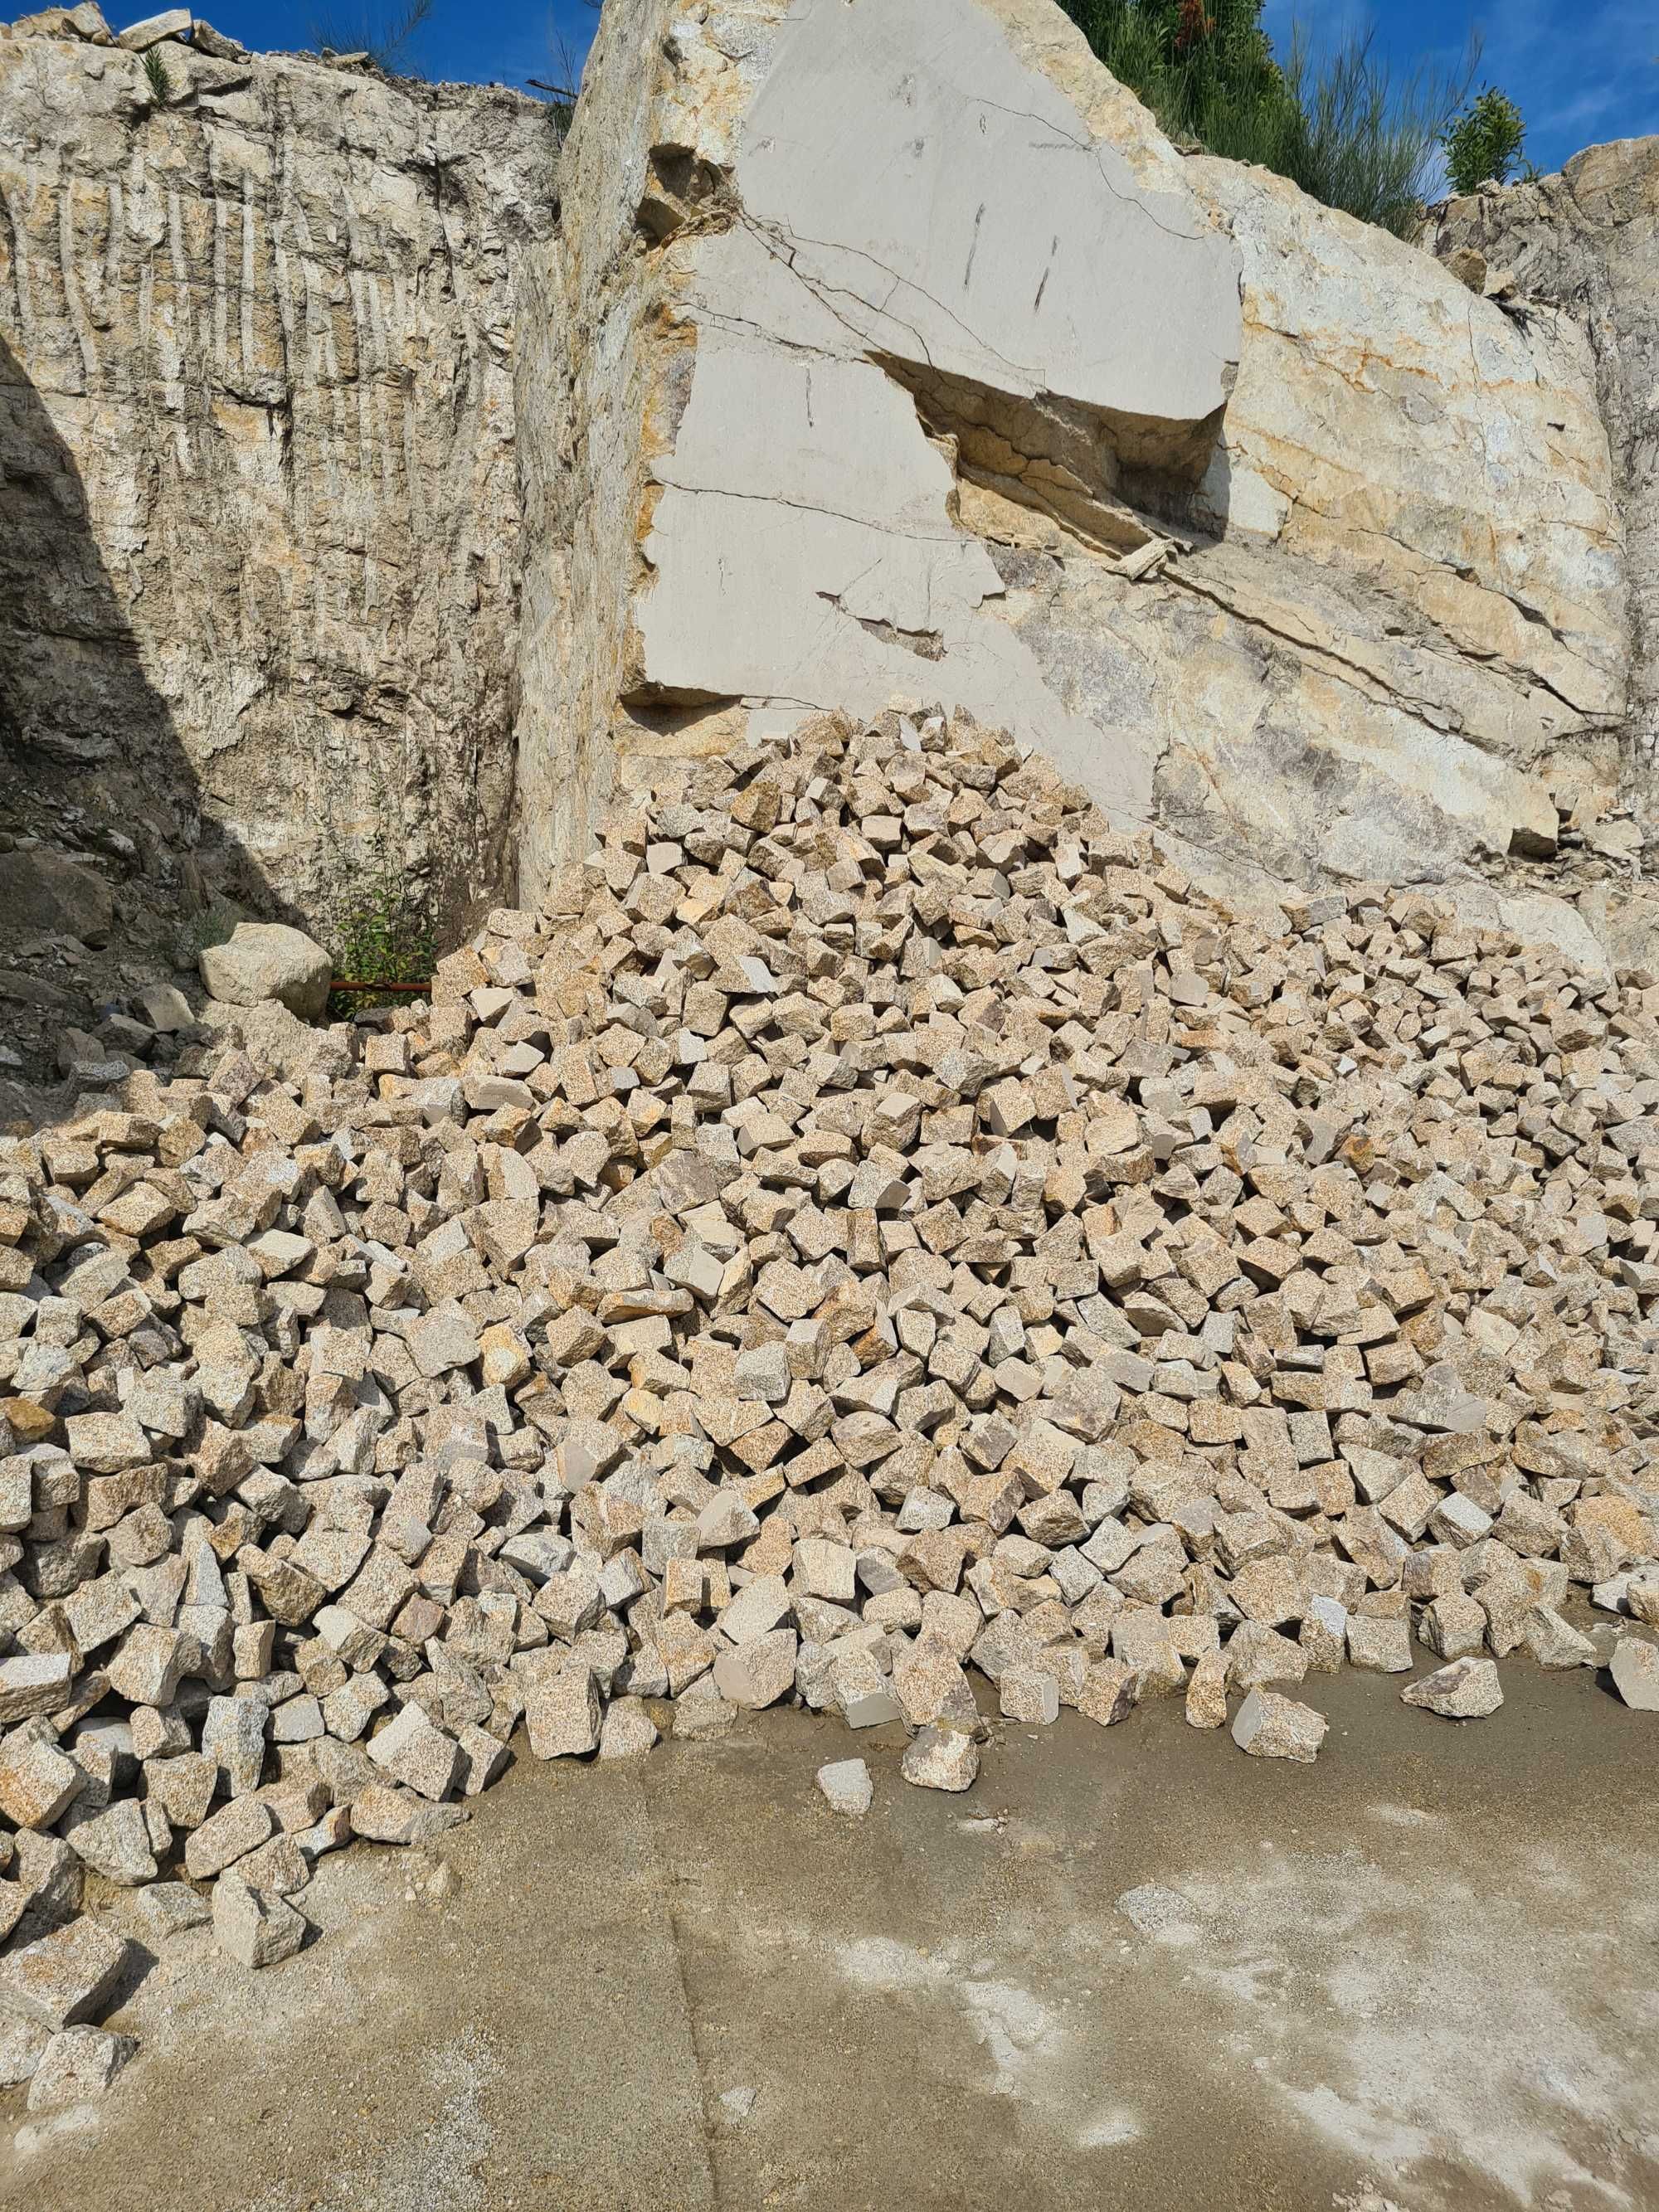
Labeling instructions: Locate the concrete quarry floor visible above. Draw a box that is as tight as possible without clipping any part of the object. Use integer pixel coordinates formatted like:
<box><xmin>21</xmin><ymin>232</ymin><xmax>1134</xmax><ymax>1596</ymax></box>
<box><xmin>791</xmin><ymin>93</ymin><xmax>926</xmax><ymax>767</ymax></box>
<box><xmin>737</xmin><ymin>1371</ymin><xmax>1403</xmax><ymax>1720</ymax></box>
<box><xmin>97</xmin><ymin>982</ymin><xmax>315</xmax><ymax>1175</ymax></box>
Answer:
<box><xmin>2</xmin><ymin>1670</ymin><xmax>1654</xmax><ymax>2212</ymax></box>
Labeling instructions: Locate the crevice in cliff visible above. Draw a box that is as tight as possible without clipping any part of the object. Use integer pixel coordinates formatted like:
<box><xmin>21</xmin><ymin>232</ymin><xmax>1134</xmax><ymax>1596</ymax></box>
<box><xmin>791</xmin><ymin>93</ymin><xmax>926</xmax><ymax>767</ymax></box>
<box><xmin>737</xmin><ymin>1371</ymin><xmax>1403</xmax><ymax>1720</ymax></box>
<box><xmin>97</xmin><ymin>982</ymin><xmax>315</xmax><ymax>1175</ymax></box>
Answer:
<box><xmin>1165</xmin><ymin>566</ymin><xmax>1487</xmax><ymax>737</ymax></box>
<box><xmin>646</xmin><ymin>479</ymin><xmax>968</xmax><ymax>548</ymax></box>
<box><xmin>877</xmin><ymin>353</ymin><xmax>1214</xmax><ymax>562</ymax></box>
<box><xmin>618</xmin><ymin>693</ymin><xmax>747</xmax><ymax>733</ymax></box>
<box><xmin>815</xmin><ymin>591</ymin><xmax>945</xmax><ymax>662</ymax></box>
<box><xmin>636</xmin><ymin>147</ymin><xmax>739</xmax><ymax>246</ymax></box>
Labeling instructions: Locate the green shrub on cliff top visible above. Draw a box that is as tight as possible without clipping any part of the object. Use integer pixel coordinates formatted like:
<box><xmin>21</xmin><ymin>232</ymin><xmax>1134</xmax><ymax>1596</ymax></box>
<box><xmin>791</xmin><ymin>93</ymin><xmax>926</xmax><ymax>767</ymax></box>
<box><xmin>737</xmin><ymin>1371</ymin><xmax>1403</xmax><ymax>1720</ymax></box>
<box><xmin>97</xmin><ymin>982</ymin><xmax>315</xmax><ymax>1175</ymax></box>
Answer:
<box><xmin>1443</xmin><ymin>86</ymin><xmax>1530</xmax><ymax>196</ymax></box>
<box><xmin>1060</xmin><ymin>0</ymin><xmax>1470</xmax><ymax>240</ymax></box>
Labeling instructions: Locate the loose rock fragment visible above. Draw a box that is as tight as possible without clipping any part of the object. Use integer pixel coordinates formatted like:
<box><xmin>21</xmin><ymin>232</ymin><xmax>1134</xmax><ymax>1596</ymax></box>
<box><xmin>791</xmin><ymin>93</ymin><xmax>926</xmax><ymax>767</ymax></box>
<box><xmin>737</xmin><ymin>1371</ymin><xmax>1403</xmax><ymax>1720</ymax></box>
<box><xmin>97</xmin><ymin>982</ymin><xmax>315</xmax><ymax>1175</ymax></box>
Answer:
<box><xmin>198</xmin><ymin>922</ymin><xmax>332</xmax><ymax>1021</ymax></box>
<box><xmin>713</xmin><ymin>1629</ymin><xmax>798</xmax><ymax>1711</ymax></box>
<box><xmin>1230</xmin><ymin>1689</ymin><xmax>1327</xmax><ymax>1764</ymax></box>
<box><xmin>1078</xmin><ymin>1660</ymin><xmax>1140</xmax><ymax>1728</ymax></box>
<box><xmin>1346</xmin><ymin>1616</ymin><xmax>1413</xmax><ymax>1674</ymax></box>
<box><xmin>1000</xmin><ymin>1668</ymin><xmax>1059</xmax><ymax>1725</ymax></box>
<box><xmin>672</xmin><ymin>1682</ymin><xmax>737</xmax><ymax>1741</ymax></box>
<box><xmin>1401</xmin><ymin>1659</ymin><xmax>1504</xmax><ymax>1719</ymax></box>
<box><xmin>0</xmin><ymin>1732</ymin><xmax>85</xmax><ymax>1830</ymax></box>
<box><xmin>1525</xmin><ymin>1607</ymin><xmax>1598</xmax><ymax>1670</ymax></box>
<box><xmin>597</xmin><ymin>1698</ymin><xmax>660</xmax><ymax>1761</ymax></box>
<box><xmin>183</xmin><ymin>1797</ymin><xmax>276</xmax><ymax>1882</ymax></box>
<box><xmin>26</xmin><ymin>2025</ymin><xmax>136</xmax><ymax>2112</ymax></box>
<box><xmin>900</xmin><ymin>1726</ymin><xmax>980</xmax><ymax>1793</ymax></box>
<box><xmin>1185</xmin><ymin>1648</ymin><xmax>1228</xmax><ymax>1729</ymax></box>
<box><xmin>367</xmin><ymin>1705</ymin><xmax>463</xmax><ymax>1802</ymax></box>
<box><xmin>0</xmin><ymin>1655</ymin><xmax>73</xmax><ymax>1724</ymax></box>
<box><xmin>833</xmin><ymin>1650</ymin><xmax>902</xmax><ymax>1730</ymax></box>
<box><xmin>525</xmin><ymin>1665</ymin><xmax>601</xmax><ymax>1760</ymax></box>
<box><xmin>0</xmin><ymin>1920</ymin><xmax>130</xmax><ymax>2029</ymax></box>
<box><xmin>347</xmin><ymin>1785</ymin><xmax>468</xmax><ymax>1848</ymax></box>
<box><xmin>816</xmin><ymin>1758</ymin><xmax>873</xmax><ymax>1816</ymax></box>
<box><xmin>455</xmin><ymin>1725</ymin><xmax>513</xmax><ymax>1795</ymax></box>
<box><xmin>212</xmin><ymin>1871</ymin><xmax>307</xmax><ymax>1969</ymax></box>
<box><xmin>130</xmin><ymin>1883</ymin><xmax>212</xmax><ymax>1943</ymax></box>
<box><xmin>61</xmin><ymin>1801</ymin><xmax>157</xmax><ymax>1888</ymax></box>
<box><xmin>719</xmin><ymin>2085</ymin><xmax>757</xmax><ymax>2126</ymax></box>
<box><xmin>0</xmin><ymin>2010</ymin><xmax>51</xmax><ymax>2090</ymax></box>
<box><xmin>1610</xmin><ymin>1637</ymin><xmax>1659</xmax><ymax>1712</ymax></box>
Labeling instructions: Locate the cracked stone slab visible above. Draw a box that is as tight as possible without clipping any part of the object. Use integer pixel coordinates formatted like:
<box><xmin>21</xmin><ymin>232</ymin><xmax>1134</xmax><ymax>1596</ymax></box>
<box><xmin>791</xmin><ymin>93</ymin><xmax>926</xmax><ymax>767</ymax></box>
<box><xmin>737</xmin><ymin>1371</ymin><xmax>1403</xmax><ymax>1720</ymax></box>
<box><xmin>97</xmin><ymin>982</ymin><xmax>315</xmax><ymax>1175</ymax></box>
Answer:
<box><xmin>533</xmin><ymin>0</ymin><xmax>1634</xmax><ymax>983</ymax></box>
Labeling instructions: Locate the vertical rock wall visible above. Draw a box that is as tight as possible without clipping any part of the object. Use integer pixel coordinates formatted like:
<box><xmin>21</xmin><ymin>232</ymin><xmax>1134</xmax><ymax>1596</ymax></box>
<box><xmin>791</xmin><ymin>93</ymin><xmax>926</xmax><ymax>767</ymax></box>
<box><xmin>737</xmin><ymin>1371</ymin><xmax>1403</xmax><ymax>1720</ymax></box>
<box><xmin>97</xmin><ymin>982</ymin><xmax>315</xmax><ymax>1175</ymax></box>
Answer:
<box><xmin>514</xmin><ymin>0</ymin><xmax>739</xmax><ymax>907</ymax></box>
<box><xmin>1430</xmin><ymin>143</ymin><xmax>1659</xmax><ymax>807</ymax></box>
<box><xmin>527</xmin><ymin>0</ymin><xmax>1246</xmax><ymax>902</ymax></box>
<box><xmin>0</xmin><ymin>14</ymin><xmax>557</xmax><ymax>940</ymax></box>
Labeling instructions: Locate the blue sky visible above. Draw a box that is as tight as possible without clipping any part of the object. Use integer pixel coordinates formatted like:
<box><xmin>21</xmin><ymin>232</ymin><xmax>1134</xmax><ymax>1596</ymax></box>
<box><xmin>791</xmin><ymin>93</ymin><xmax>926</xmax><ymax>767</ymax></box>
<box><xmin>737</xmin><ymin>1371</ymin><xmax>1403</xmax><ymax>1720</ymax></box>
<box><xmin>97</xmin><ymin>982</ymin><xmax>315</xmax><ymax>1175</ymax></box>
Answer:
<box><xmin>156</xmin><ymin>0</ymin><xmax>598</xmax><ymax>95</ymax></box>
<box><xmin>1263</xmin><ymin>1</ymin><xmax>1657</xmax><ymax>178</ymax></box>
<box><xmin>115</xmin><ymin>0</ymin><xmax>1655</xmax><ymax>179</ymax></box>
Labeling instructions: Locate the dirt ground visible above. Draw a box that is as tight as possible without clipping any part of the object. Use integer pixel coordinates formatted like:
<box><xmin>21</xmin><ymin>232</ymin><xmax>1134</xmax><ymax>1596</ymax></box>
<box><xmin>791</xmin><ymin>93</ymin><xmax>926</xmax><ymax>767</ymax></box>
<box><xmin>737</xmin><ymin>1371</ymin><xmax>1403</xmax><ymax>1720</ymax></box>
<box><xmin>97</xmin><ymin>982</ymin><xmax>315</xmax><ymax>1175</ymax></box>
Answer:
<box><xmin>3</xmin><ymin>1662</ymin><xmax>1656</xmax><ymax>2212</ymax></box>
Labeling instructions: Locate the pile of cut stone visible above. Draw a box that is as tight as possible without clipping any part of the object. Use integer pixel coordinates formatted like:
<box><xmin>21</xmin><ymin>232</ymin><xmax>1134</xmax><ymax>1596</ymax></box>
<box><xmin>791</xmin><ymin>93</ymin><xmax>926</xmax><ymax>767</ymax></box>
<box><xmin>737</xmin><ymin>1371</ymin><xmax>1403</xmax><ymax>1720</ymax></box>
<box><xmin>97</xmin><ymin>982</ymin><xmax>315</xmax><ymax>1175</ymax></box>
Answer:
<box><xmin>2</xmin><ymin>707</ymin><xmax>1658</xmax><ymax>2094</ymax></box>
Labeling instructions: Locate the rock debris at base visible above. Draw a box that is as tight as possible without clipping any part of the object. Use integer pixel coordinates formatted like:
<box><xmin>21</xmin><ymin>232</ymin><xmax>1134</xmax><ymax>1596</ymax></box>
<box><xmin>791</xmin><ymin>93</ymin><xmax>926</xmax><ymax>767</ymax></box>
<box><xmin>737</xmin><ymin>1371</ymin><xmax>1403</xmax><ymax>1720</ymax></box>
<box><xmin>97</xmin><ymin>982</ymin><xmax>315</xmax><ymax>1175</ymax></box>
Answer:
<box><xmin>1</xmin><ymin>706</ymin><xmax>1657</xmax><ymax>2088</ymax></box>
<box><xmin>1400</xmin><ymin>1656</ymin><xmax>1505</xmax><ymax>1719</ymax></box>
<box><xmin>1230</xmin><ymin>1686</ymin><xmax>1328</xmax><ymax>1762</ymax></box>
<box><xmin>816</xmin><ymin>1758</ymin><xmax>872</xmax><ymax>1816</ymax></box>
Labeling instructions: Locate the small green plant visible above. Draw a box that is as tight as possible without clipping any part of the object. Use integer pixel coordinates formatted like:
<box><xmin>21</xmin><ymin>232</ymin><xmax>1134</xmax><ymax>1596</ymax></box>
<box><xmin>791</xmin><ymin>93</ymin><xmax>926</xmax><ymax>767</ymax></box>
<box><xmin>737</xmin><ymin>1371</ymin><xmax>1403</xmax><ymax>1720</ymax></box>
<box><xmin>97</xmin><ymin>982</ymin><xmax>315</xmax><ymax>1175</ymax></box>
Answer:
<box><xmin>327</xmin><ymin>864</ymin><xmax>435</xmax><ymax>1019</ymax></box>
<box><xmin>142</xmin><ymin>46</ymin><xmax>171</xmax><ymax>101</ymax></box>
<box><xmin>1443</xmin><ymin>86</ymin><xmax>1528</xmax><ymax>197</ymax></box>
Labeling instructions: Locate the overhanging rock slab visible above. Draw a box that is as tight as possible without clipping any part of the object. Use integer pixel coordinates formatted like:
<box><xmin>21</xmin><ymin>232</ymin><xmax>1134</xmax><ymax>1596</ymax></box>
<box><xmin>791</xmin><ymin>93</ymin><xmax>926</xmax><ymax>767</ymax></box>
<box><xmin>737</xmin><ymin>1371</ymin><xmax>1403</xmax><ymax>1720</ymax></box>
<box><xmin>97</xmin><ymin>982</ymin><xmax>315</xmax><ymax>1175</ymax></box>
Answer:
<box><xmin>525</xmin><ymin>0</ymin><xmax>1243</xmax><ymax>893</ymax></box>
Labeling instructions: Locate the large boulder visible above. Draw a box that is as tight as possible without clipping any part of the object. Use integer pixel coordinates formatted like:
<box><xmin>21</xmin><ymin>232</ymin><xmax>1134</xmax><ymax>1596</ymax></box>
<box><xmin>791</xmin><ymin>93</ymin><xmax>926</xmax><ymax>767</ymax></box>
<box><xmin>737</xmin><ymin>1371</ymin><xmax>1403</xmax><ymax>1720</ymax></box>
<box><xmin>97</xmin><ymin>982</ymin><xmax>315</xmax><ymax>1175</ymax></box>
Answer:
<box><xmin>115</xmin><ymin>8</ymin><xmax>191</xmax><ymax>51</ymax></box>
<box><xmin>198</xmin><ymin>922</ymin><xmax>331</xmax><ymax>1021</ymax></box>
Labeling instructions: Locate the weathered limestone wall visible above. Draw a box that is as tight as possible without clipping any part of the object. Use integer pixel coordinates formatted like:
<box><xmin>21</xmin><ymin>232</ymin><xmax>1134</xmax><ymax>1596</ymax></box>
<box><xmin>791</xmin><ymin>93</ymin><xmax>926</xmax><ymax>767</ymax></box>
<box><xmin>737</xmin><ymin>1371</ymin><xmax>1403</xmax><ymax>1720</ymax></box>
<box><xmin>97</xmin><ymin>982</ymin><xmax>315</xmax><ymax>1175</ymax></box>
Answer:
<box><xmin>514</xmin><ymin>0</ymin><xmax>676</xmax><ymax>903</ymax></box>
<box><xmin>508</xmin><ymin>229</ymin><xmax>567</xmax><ymax>899</ymax></box>
<box><xmin>535</xmin><ymin>0</ymin><xmax>1642</xmax><ymax>965</ymax></box>
<box><xmin>0</xmin><ymin>9</ymin><xmax>556</xmax><ymax>938</ymax></box>
<box><xmin>1430</xmin><ymin>141</ymin><xmax>1659</xmax><ymax>805</ymax></box>
<box><xmin>1048</xmin><ymin>153</ymin><xmax>1627</xmax><ymax>934</ymax></box>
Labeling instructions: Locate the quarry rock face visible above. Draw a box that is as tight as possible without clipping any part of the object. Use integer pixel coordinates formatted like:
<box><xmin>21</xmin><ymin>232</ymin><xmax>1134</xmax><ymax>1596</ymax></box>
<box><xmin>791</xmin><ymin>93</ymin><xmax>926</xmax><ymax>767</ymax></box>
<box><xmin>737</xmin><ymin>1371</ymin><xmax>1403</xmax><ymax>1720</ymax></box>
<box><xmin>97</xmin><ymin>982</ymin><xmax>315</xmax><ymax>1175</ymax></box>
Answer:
<box><xmin>1132</xmin><ymin>155</ymin><xmax>1624</xmax><ymax>918</ymax></box>
<box><xmin>0</xmin><ymin>0</ymin><xmax>1656</xmax><ymax>999</ymax></box>
<box><xmin>1429</xmin><ymin>140</ymin><xmax>1659</xmax><ymax>962</ymax></box>
<box><xmin>2</xmin><ymin>0</ymin><xmax>1659</xmax><ymax>2151</ymax></box>
<box><xmin>533</xmin><ymin>0</ymin><xmax>1649</xmax><ymax>967</ymax></box>
<box><xmin>529</xmin><ymin>0</ymin><xmax>1243</xmax><ymax>897</ymax></box>
<box><xmin>0</xmin><ymin>9</ymin><xmax>555</xmax><ymax>942</ymax></box>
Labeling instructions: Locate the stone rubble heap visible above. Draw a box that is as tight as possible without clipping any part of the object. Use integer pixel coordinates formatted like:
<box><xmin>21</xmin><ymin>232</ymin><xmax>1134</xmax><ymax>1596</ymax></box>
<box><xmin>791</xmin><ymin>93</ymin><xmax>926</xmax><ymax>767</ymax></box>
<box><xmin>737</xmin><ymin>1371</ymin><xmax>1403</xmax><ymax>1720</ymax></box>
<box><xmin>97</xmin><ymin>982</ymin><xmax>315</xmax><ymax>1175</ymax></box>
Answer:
<box><xmin>2</xmin><ymin>707</ymin><xmax>1659</xmax><ymax>2093</ymax></box>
